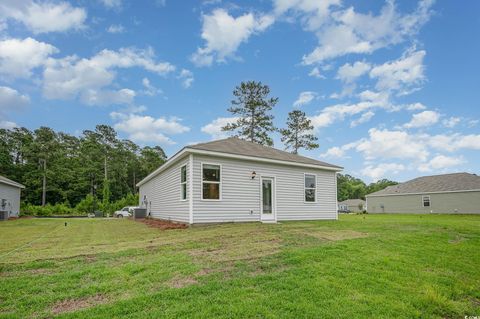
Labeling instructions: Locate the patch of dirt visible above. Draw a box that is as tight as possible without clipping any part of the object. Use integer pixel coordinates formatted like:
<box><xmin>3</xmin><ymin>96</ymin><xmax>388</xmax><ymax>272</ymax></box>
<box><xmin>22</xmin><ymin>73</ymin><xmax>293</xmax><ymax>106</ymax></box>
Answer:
<box><xmin>51</xmin><ymin>294</ymin><xmax>108</xmax><ymax>315</ymax></box>
<box><xmin>136</xmin><ymin>218</ymin><xmax>188</xmax><ymax>230</ymax></box>
<box><xmin>302</xmin><ymin>230</ymin><xmax>368</xmax><ymax>241</ymax></box>
<box><xmin>448</xmin><ymin>235</ymin><xmax>466</xmax><ymax>244</ymax></box>
<box><xmin>469</xmin><ymin>297</ymin><xmax>480</xmax><ymax>307</ymax></box>
<box><xmin>167</xmin><ymin>276</ymin><xmax>198</xmax><ymax>288</ymax></box>
<box><xmin>84</xmin><ymin>254</ymin><xmax>97</xmax><ymax>263</ymax></box>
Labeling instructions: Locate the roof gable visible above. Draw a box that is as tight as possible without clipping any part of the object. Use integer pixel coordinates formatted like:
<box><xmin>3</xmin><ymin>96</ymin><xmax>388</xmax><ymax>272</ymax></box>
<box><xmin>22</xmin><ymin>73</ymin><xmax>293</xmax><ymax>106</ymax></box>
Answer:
<box><xmin>367</xmin><ymin>173</ymin><xmax>480</xmax><ymax>196</ymax></box>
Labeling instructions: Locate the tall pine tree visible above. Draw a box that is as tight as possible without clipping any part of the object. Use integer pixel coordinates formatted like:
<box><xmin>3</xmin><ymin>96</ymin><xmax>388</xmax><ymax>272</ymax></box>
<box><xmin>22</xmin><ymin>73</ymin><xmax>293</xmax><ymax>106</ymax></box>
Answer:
<box><xmin>222</xmin><ymin>81</ymin><xmax>278</xmax><ymax>146</ymax></box>
<box><xmin>280</xmin><ymin>110</ymin><xmax>319</xmax><ymax>154</ymax></box>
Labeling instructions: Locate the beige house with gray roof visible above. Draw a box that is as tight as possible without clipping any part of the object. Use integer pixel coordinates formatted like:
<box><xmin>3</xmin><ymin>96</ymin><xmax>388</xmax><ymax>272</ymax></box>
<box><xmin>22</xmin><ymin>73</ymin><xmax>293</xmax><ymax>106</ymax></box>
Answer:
<box><xmin>366</xmin><ymin>173</ymin><xmax>480</xmax><ymax>214</ymax></box>
<box><xmin>137</xmin><ymin>137</ymin><xmax>342</xmax><ymax>224</ymax></box>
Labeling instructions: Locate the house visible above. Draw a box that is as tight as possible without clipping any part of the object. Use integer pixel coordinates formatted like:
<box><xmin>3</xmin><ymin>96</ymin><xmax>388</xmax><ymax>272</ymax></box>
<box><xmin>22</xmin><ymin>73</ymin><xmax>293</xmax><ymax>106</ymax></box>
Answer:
<box><xmin>338</xmin><ymin>199</ymin><xmax>365</xmax><ymax>213</ymax></box>
<box><xmin>366</xmin><ymin>172</ymin><xmax>480</xmax><ymax>214</ymax></box>
<box><xmin>0</xmin><ymin>175</ymin><xmax>25</xmax><ymax>218</ymax></box>
<box><xmin>137</xmin><ymin>137</ymin><xmax>343</xmax><ymax>224</ymax></box>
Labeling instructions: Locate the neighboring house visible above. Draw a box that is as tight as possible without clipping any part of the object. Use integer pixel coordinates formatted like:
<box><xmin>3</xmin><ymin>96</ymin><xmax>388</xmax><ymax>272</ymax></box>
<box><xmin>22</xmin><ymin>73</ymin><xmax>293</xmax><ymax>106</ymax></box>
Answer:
<box><xmin>366</xmin><ymin>172</ymin><xmax>480</xmax><ymax>214</ymax></box>
<box><xmin>338</xmin><ymin>199</ymin><xmax>365</xmax><ymax>213</ymax></box>
<box><xmin>137</xmin><ymin>137</ymin><xmax>342</xmax><ymax>224</ymax></box>
<box><xmin>0</xmin><ymin>175</ymin><xmax>25</xmax><ymax>218</ymax></box>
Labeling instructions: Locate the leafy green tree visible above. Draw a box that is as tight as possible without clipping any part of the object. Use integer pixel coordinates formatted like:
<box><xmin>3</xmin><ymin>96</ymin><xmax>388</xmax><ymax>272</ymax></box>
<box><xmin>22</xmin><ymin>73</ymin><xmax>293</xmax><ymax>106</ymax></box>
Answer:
<box><xmin>222</xmin><ymin>81</ymin><xmax>278</xmax><ymax>146</ymax></box>
<box><xmin>0</xmin><ymin>124</ymin><xmax>167</xmax><ymax>210</ymax></box>
<box><xmin>280</xmin><ymin>110</ymin><xmax>319</xmax><ymax>154</ymax></box>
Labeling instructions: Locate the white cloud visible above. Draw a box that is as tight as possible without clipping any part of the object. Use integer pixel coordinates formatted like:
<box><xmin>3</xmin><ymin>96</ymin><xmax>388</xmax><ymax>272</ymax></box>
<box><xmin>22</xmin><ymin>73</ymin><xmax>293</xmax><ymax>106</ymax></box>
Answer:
<box><xmin>356</xmin><ymin>128</ymin><xmax>429</xmax><ymax>161</ymax></box>
<box><xmin>426</xmin><ymin>133</ymin><xmax>480</xmax><ymax>152</ymax></box>
<box><xmin>177</xmin><ymin>69</ymin><xmax>194</xmax><ymax>88</ymax></box>
<box><xmin>0</xmin><ymin>86</ymin><xmax>30</xmax><ymax>114</ymax></box>
<box><xmin>0</xmin><ymin>120</ymin><xmax>18</xmax><ymax>129</ymax></box>
<box><xmin>0</xmin><ymin>1</ymin><xmax>87</xmax><ymax>34</ymax></box>
<box><xmin>308</xmin><ymin>67</ymin><xmax>325</xmax><ymax>79</ymax></box>
<box><xmin>309</xmin><ymin>96</ymin><xmax>391</xmax><ymax>130</ymax></box>
<box><xmin>293</xmin><ymin>91</ymin><xmax>316</xmax><ymax>107</ymax></box>
<box><xmin>81</xmin><ymin>88</ymin><xmax>135</xmax><ymax>106</ymax></box>
<box><xmin>107</xmin><ymin>24</ymin><xmax>125</xmax><ymax>33</ymax></box>
<box><xmin>100</xmin><ymin>0</ymin><xmax>122</xmax><ymax>9</ymax></box>
<box><xmin>336</xmin><ymin>61</ymin><xmax>370</xmax><ymax>83</ymax></box>
<box><xmin>418</xmin><ymin>155</ymin><xmax>464</xmax><ymax>172</ymax></box>
<box><xmin>361</xmin><ymin>163</ymin><xmax>405</xmax><ymax>182</ymax></box>
<box><xmin>43</xmin><ymin>47</ymin><xmax>175</xmax><ymax>105</ymax></box>
<box><xmin>403</xmin><ymin>110</ymin><xmax>440</xmax><ymax>129</ymax></box>
<box><xmin>111</xmin><ymin>111</ymin><xmax>190</xmax><ymax>145</ymax></box>
<box><xmin>320</xmin><ymin>141</ymin><xmax>358</xmax><ymax>158</ymax></box>
<box><xmin>0</xmin><ymin>37</ymin><xmax>58</xmax><ymax>79</ymax></box>
<box><xmin>298</xmin><ymin>0</ymin><xmax>434</xmax><ymax>64</ymax></box>
<box><xmin>442</xmin><ymin>116</ymin><xmax>460</xmax><ymax>128</ymax></box>
<box><xmin>370</xmin><ymin>48</ymin><xmax>426</xmax><ymax>93</ymax></box>
<box><xmin>405</xmin><ymin>102</ymin><xmax>427</xmax><ymax>111</ymax></box>
<box><xmin>350</xmin><ymin>111</ymin><xmax>374</xmax><ymax>127</ymax></box>
<box><xmin>141</xmin><ymin>78</ymin><xmax>162</xmax><ymax>96</ymax></box>
<box><xmin>201</xmin><ymin>117</ymin><xmax>238</xmax><ymax>139</ymax></box>
<box><xmin>191</xmin><ymin>9</ymin><xmax>274</xmax><ymax>66</ymax></box>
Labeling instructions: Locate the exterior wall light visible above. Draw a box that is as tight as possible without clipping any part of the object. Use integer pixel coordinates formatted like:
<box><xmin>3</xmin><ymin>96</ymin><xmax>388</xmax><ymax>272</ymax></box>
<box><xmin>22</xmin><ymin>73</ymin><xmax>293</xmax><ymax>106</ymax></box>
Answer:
<box><xmin>251</xmin><ymin>171</ymin><xmax>256</xmax><ymax>179</ymax></box>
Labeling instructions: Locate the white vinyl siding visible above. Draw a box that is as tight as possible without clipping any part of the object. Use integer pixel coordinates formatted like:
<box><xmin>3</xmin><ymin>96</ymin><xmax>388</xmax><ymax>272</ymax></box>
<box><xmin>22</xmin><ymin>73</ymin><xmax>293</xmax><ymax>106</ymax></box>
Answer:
<box><xmin>192</xmin><ymin>154</ymin><xmax>337</xmax><ymax>223</ymax></box>
<box><xmin>0</xmin><ymin>183</ymin><xmax>22</xmax><ymax>217</ymax></box>
<box><xmin>138</xmin><ymin>156</ymin><xmax>190</xmax><ymax>223</ymax></box>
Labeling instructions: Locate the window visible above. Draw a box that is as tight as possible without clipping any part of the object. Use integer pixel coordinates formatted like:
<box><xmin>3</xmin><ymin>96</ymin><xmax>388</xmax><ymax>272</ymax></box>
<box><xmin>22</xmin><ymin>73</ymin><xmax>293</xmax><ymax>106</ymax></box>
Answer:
<box><xmin>180</xmin><ymin>165</ymin><xmax>187</xmax><ymax>200</ymax></box>
<box><xmin>304</xmin><ymin>174</ymin><xmax>316</xmax><ymax>202</ymax></box>
<box><xmin>422</xmin><ymin>195</ymin><xmax>430</xmax><ymax>207</ymax></box>
<box><xmin>202</xmin><ymin>164</ymin><xmax>221</xmax><ymax>200</ymax></box>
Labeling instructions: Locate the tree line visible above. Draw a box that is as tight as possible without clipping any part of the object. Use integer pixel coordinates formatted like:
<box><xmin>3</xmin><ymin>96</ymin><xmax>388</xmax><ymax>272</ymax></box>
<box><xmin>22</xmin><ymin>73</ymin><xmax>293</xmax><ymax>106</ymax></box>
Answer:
<box><xmin>0</xmin><ymin>125</ymin><xmax>166</xmax><ymax>213</ymax></box>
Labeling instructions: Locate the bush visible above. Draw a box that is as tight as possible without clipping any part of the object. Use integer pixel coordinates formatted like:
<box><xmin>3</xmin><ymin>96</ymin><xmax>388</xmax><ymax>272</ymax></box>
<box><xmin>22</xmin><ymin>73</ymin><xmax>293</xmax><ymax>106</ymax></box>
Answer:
<box><xmin>104</xmin><ymin>193</ymin><xmax>139</xmax><ymax>214</ymax></box>
<box><xmin>20</xmin><ymin>202</ymin><xmax>79</xmax><ymax>216</ymax></box>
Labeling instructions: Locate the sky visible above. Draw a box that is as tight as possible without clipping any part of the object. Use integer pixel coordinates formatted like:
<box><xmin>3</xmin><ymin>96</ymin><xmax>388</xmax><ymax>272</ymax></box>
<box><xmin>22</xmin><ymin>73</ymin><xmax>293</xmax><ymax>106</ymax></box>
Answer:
<box><xmin>1</xmin><ymin>0</ymin><xmax>479</xmax><ymax>183</ymax></box>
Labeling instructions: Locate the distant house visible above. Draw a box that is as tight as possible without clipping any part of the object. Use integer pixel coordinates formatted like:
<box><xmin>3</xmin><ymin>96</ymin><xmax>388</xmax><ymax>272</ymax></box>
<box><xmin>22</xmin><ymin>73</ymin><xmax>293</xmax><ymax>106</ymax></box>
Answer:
<box><xmin>366</xmin><ymin>173</ymin><xmax>480</xmax><ymax>214</ymax></box>
<box><xmin>137</xmin><ymin>137</ymin><xmax>343</xmax><ymax>224</ymax></box>
<box><xmin>0</xmin><ymin>175</ymin><xmax>25</xmax><ymax>218</ymax></box>
<box><xmin>338</xmin><ymin>199</ymin><xmax>365</xmax><ymax>213</ymax></box>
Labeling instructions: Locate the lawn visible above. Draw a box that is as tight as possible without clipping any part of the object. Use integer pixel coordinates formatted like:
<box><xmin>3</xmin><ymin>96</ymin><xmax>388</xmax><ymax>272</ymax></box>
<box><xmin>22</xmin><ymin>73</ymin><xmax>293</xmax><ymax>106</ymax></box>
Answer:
<box><xmin>0</xmin><ymin>215</ymin><xmax>479</xmax><ymax>318</ymax></box>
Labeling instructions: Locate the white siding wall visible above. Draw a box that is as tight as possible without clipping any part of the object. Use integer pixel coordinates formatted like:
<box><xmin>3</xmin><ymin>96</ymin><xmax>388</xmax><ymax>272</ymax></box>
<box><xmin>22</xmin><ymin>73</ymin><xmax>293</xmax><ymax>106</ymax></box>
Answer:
<box><xmin>138</xmin><ymin>156</ymin><xmax>190</xmax><ymax>223</ymax></box>
<box><xmin>0</xmin><ymin>183</ymin><xmax>21</xmax><ymax>217</ymax></box>
<box><xmin>192</xmin><ymin>154</ymin><xmax>337</xmax><ymax>223</ymax></box>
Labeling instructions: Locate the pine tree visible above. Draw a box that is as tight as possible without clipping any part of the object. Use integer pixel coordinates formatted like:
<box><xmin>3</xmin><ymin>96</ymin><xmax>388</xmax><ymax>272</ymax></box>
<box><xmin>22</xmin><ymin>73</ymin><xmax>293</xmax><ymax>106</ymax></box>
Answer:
<box><xmin>280</xmin><ymin>110</ymin><xmax>319</xmax><ymax>154</ymax></box>
<box><xmin>222</xmin><ymin>81</ymin><xmax>278</xmax><ymax>146</ymax></box>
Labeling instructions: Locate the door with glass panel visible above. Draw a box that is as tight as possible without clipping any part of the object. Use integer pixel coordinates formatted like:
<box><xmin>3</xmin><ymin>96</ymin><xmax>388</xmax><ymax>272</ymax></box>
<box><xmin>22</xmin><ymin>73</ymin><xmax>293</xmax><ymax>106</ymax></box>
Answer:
<box><xmin>261</xmin><ymin>177</ymin><xmax>275</xmax><ymax>222</ymax></box>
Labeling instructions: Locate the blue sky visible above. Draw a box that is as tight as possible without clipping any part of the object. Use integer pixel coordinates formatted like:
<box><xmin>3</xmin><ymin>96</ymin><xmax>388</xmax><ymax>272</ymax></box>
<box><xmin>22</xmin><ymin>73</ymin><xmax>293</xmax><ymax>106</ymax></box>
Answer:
<box><xmin>1</xmin><ymin>0</ymin><xmax>479</xmax><ymax>182</ymax></box>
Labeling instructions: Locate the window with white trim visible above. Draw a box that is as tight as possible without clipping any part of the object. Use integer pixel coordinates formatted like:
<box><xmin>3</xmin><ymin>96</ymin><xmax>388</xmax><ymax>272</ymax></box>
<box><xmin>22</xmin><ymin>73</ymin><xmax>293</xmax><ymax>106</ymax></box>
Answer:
<box><xmin>180</xmin><ymin>165</ymin><xmax>187</xmax><ymax>200</ymax></box>
<box><xmin>202</xmin><ymin>164</ymin><xmax>221</xmax><ymax>200</ymax></box>
<box><xmin>422</xmin><ymin>195</ymin><xmax>430</xmax><ymax>207</ymax></box>
<box><xmin>304</xmin><ymin>174</ymin><xmax>316</xmax><ymax>202</ymax></box>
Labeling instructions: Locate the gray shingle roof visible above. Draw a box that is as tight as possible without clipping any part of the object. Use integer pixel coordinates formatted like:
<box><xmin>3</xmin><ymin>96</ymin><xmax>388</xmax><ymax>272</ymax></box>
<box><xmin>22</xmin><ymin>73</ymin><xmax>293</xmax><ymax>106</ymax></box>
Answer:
<box><xmin>0</xmin><ymin>175</ymin><xmax>25</xmax><ymax>189</ymax></box>
<box><xmin>187</xmin><ymin>137</ymin><xmax>342</xmax><ymax>169</ymax></box>
<box><xmin>367</xmin><ymin>173</ymin><xmax>480</xmax><ymax>196</ymax></box>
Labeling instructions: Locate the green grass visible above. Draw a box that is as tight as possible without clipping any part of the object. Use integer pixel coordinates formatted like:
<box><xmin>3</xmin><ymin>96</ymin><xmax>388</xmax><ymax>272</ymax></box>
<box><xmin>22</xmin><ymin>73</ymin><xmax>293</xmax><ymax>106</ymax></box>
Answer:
<box><xmin>0</xmin><ymin>215</ymin><xmax>479</xmax><ymax>318</ymax></box>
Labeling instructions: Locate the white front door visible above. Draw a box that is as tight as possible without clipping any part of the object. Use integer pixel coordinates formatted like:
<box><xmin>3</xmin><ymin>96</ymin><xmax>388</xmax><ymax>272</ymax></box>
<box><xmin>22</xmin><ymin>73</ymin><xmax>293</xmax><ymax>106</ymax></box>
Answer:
<box><xmin>260</xmin><ymin>177</ymin><xmax>276</xmax><ymax>222</ymax></box>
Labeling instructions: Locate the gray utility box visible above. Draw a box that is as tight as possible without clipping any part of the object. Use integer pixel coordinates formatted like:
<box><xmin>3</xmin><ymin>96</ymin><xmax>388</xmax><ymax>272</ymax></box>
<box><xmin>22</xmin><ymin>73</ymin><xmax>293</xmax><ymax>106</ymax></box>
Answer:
<box><xmin>94</xmin><ymin>211</ymin><xmax>103</xmax><ymax>218</ymax></box>
<box><xmin>0</xmin><ymin>211</ymin><xmax>8</xmax><ymax>221</ymax></box>
<box><xmin>133</xmin><ymin>208</ymin><xmax>146</xmax><ymax>219</ymax></box>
